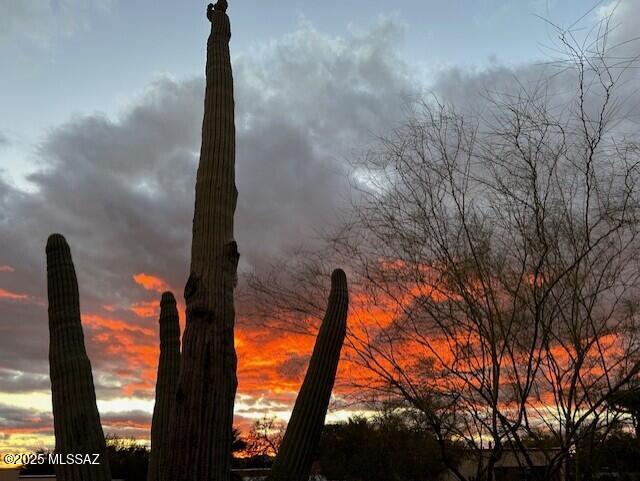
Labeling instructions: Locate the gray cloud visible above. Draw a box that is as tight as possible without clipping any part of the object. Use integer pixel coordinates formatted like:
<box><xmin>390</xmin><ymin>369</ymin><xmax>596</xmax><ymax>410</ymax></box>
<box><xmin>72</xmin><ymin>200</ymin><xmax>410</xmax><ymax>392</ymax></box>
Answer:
<box><xmin>276</xmin><ymin>354</ymin><xmax>310</xmax><ymax>382</ymax></box>
<box><xmin>428</xmin><ymin>0</ymin><xmax>640</xmax><ymax>127</ymax></box>
<box><xmin>0</xmin><ymin>403</ymin><xmax>53</xmax><ymax>433</ymax></box>
<box><xmin>0</xmin><ymin>369</ymin><xmax>50</xmax><ymax>394</ymax></box>
<box><xmin>0</xmin><ymin>0</ymin><xmax>111</xmax><ymax>50</ymax></box>
<box><xmin>234</xmin><ymin>18</ymin><xmax>414</xmax><ymax>266</ymax></box>
<box><xmin>102</xmin><ymin>410</ymin><xmax>151</xmax><ymax>439</ymax></box>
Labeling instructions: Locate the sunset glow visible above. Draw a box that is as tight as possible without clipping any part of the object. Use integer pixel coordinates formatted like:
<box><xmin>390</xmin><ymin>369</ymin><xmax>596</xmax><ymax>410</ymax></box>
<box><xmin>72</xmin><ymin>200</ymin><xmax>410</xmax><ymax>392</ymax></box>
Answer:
<box><xmin>133</xmin><ymin>273</ymin><xmax>170</xmax><ymax>293</ymax></box>
<box><xmin>0</xmin><ymin>271</ymin><xmax>364</xmax><ymax>458</ymax></box>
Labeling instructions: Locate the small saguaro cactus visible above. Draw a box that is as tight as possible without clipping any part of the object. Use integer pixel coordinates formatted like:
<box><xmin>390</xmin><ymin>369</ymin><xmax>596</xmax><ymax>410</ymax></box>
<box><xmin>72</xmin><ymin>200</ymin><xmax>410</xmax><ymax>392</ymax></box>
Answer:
<box><xmin>163</xmin><ymin>1</ymin><xmax>239</xmax><ymax>480</ymax></box>
<box><xmin>267</xmin><ymin>269</ymin><xmax>349</xmax><ymax>481</ymax></box>
<box><xmin>147</xmin><ymin>292</ymin><xmax>181</xmax><ymax>481</ymax></box>
<box><xmin>46</xmin><ymin>234</ymin><xmax>111</xmax><ymax>481</ymax></box>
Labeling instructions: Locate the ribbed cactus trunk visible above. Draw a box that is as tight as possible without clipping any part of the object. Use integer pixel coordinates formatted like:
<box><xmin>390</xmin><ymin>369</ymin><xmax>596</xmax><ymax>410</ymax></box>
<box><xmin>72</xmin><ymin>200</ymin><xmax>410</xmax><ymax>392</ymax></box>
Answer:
<box><xmin>163</xmin><ymin>2</ymin><xmax>238</xmax><ymax>480</ymax></box>
<box><xmin>147</xmin><ymin>292</ymin><xmax>181</xmax><ymax>481</ymax></box>
<box><xmin>267</xmin><ymin>269</ymin><xmax>349</xmax><ymax>481</ymax></box>
<box><xmin>46</xmin><ymin>234</ymin><xmax>111</xmax><ymax>481</ymax></box>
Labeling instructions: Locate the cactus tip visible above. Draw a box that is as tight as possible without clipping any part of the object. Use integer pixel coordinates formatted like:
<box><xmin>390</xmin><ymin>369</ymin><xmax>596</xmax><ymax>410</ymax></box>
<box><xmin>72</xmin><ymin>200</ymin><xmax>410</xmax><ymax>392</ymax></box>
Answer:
<box><xmin>207</xmin><ymin>0</ymin><xmax>227</xmax><ymax>20</ymax></box>
<box><xmin>46</xmin><ymin>233</ymin><xmax>69</xmax><ymax>253</ymax></box>
<box><xmin>331</xmin><ymin>268</ymin><xmax>347</xmax><ymax>287</ymax></box>
<box><xmin>161</xmin><ymin>291</ymin><xmax>176</xmax><ymax>304</ymax></box>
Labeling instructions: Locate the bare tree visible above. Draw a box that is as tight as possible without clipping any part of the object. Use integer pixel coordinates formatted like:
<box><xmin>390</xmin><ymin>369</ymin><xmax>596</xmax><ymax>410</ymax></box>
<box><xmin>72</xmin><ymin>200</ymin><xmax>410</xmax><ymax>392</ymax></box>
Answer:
<box><xmin>250</xmin><ymin>11</ymin><xmax>640</xmax><ymax>481</ymax></box>
<box><xmin>245</xmin><ymin>417</ymin><xmax>286</xmax><ymax>458</ymax></box>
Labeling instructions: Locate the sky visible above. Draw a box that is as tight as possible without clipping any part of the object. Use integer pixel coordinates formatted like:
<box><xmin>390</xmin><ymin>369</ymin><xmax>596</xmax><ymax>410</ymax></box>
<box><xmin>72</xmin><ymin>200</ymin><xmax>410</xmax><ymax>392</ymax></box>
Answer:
<box><xmin>0</xmin><ymin>0</ymin><xmax>636</xmax><ymax>458</ymax></box>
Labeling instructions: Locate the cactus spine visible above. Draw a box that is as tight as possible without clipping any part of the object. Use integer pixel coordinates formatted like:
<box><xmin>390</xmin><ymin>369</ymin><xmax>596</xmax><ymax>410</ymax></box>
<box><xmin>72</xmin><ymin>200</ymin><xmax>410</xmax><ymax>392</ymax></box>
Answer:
<box><xmin>267</xmin><ymin>269</ymin><xmax>349</xmax><ymax>481</ymax></box>
<box><xmin>147</xmin><ymin>292</ymin><xmax>181</xmax><ymax>481</ymax></box>
<box><xmin>46</xmin><ymin>234</ymin><xmax>111</xmax><ymax>481</ymax></box>
<box><xmin>163</xmin><ymin>2</ymin><xmax>239</xmax><ymax>480</ymax></box>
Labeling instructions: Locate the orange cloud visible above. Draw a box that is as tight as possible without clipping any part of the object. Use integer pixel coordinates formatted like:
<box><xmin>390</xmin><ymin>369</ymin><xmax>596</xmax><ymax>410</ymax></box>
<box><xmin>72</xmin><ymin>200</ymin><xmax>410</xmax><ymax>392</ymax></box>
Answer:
<box><xmin>0</xmin><ymin>265</ymin><xmax>15</xmax><ymax>273</ymax></box>
<box><xmin>133</xmin><ymin>273</ymin><xmax>169</xmax><ymax>293</ymax></box>
<box><xmin>131</xmin><ymin>301</ymin><xmax>159</xmax><ymax>318</ymax></box>
<box><xmin>83</xmin><ymin>313</ymin><xmax>155</xmax><ymax>337</ymax></box>
<box><xmin>235</xmin><ymin>324</ymin><xmax>327</xmax><ymax>399</ymax></box>
<box><xmin>0</xmin><ymin>288</ymin><xmax>28</xmax><ymax>301</ymax></box>
<box><xmin>83</xmin><ymin>314</ymin><xmax>159</xmax><ymax>397</ymax></box>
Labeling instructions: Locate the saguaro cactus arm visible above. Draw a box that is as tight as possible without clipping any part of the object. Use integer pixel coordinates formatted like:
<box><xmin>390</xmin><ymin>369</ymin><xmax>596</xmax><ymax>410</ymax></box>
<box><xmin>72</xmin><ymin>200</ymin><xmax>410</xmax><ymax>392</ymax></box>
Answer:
<box><xmin>147</xmin><ymin>292</ymin><xmax>181</xmax><ymax>481</ymax></box>
<box><xmin>267</xmin><ymin>269</ymin><xmax>349</xmax><ymax>481</ymax></box>
<box><xmin>163</xmin><ymin>3</ymin><xmax>238</xmax><ymax>481</ymax></box>
<box><xmin>46</xmin><ymin>234</ymin><xmax>111</xmax><ymax>481</ymax></box>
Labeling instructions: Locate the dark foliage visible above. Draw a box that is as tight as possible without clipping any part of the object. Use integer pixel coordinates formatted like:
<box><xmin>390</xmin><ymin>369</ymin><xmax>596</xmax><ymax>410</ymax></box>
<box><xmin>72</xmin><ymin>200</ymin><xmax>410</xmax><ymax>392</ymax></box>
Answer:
<box><xmin>231</xmin><ymin>427</ymin><xmax>248</xmax><ymax>455</ymax></box>
<box><xmin>318</xmin><ymin>413</ymin><xmax>447</xmax><ymax>481</ymax></box>
<box><xmin>20</xmin><ymin>437</ymin><xmax>150</xmax><ymax>480</ymax></box>
<box><xmin>575</xmin><ymin>430</ymin><xmax>640</xmax><ymax>480</ymax></box>
<box><xmin>232</xmin><ymin>454</ymin><xmax>274</xmax><ymax>470</ymax></box>
<box><xmin>20</xmin><ymin>449</ymin><xmax>55</xmax><ymax>475</ymax></box>
<box><xmin>105</xmin><ymin>436</ymin><xmax>149</xmax><ymax>481</ymax></box>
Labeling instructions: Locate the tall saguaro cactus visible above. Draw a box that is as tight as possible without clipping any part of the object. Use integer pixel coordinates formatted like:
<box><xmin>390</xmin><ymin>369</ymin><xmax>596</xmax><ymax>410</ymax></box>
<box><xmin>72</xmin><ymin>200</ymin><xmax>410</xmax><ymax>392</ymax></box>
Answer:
<box><xmin>147</xmin><ymin>292</ymin><xmax>181</xmax><ymax>481</ymax></box>
<box><xmin>267</xmin><ymin>269</ymin><xmax>349</xmax><ymax>481</ymax></box>
<box><xmin>163</xmin><ymin>2</ymin><xmax>239</xmax><ymax>480</ymax></box>
<box><xmin>46</xmin><ymin>234</ymin><xmax>111</xmax><ymax>481</ymax></box>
